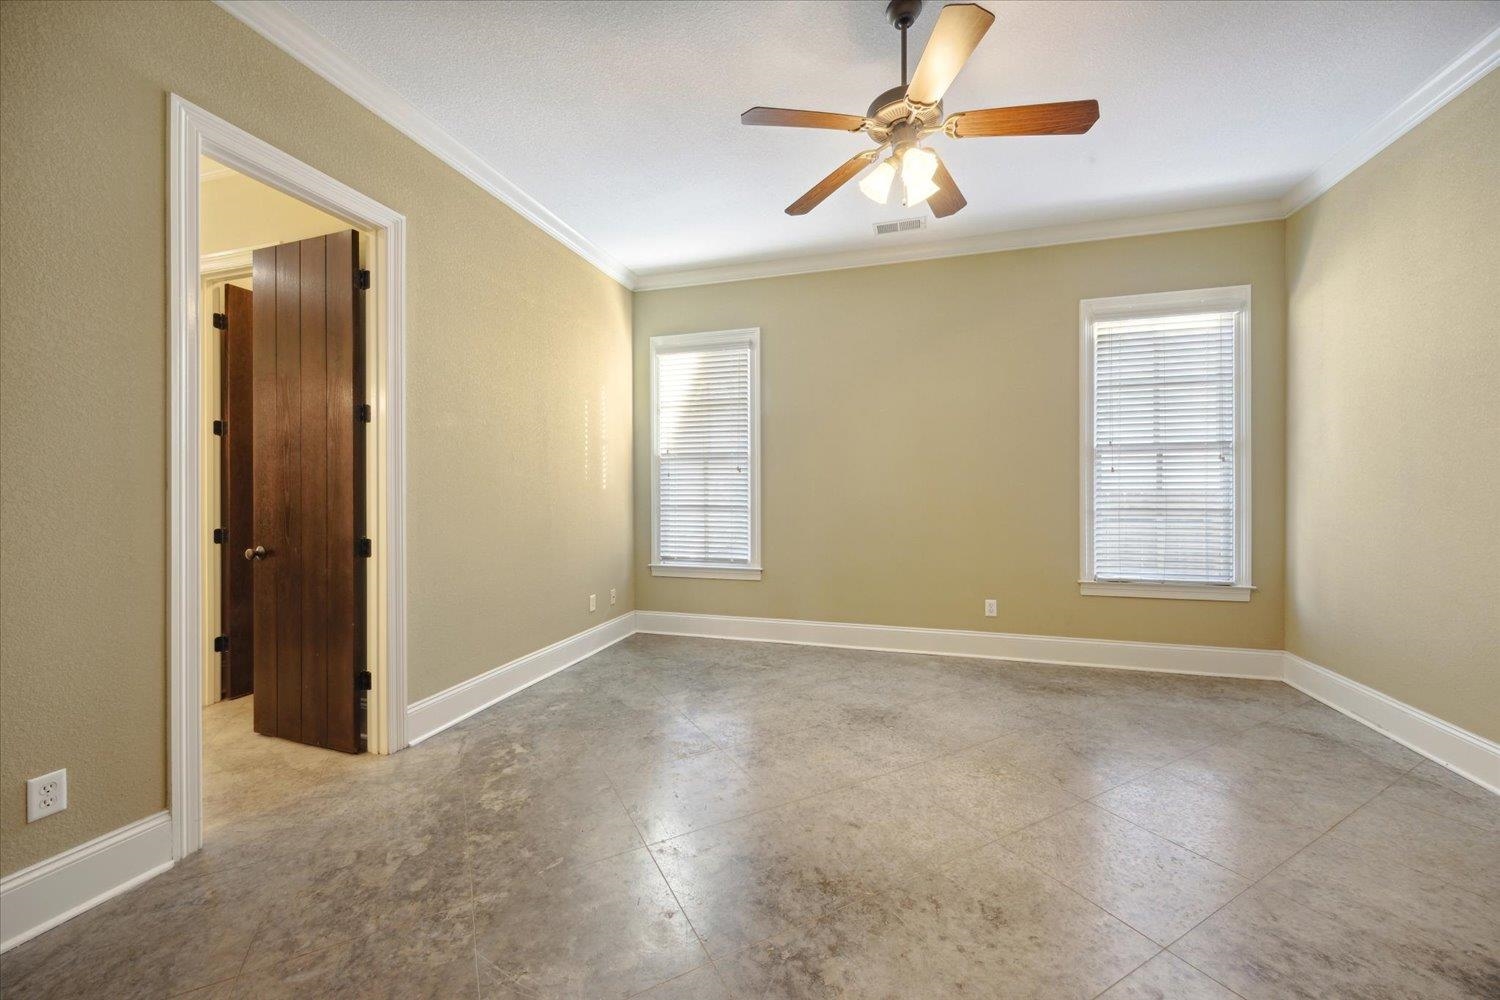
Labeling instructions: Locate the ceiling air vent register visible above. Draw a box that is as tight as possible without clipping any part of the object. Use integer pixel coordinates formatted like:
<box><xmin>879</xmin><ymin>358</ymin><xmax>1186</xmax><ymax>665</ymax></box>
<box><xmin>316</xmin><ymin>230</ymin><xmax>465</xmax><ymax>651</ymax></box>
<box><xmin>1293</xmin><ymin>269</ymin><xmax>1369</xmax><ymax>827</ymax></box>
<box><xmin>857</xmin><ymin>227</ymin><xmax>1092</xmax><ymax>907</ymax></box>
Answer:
<box><xmin>874</xmin><ymin>217</ymin><xmax>927</xmax><ymax>236</ymax></box>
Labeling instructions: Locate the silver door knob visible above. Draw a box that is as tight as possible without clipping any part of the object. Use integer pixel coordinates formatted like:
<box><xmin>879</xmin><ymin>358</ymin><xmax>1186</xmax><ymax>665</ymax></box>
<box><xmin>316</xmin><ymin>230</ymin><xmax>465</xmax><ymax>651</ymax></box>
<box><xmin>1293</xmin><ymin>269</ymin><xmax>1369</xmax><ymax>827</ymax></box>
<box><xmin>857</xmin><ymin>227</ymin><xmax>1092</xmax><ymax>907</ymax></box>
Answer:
<box><xmin>244</xmin><ymin>546</ymin><xmax>267</xmax><ymax>561</ymax></box>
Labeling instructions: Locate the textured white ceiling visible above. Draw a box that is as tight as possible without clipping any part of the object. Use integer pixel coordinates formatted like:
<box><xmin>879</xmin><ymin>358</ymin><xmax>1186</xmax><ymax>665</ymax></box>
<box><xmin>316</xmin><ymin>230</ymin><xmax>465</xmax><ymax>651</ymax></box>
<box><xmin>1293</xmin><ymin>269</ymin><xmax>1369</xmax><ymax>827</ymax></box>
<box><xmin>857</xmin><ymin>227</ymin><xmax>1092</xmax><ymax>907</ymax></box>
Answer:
<box><xmin>276</xmin><ymin>0</ymin><xmax>1500</xmax><ymax>278</ymax></box>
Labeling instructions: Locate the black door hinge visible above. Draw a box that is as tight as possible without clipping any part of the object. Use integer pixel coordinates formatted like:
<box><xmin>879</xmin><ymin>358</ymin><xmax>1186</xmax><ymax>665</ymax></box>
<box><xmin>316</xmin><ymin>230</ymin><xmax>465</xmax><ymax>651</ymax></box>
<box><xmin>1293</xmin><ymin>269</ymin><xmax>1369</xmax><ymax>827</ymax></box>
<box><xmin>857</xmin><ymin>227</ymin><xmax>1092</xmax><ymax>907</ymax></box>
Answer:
<box><xmin>212</xmin><ymin>419</ymin><xmax>225</xmax><ymax>436</ymax></box>
<box><xmin>357</xmin><ymin>537</ymin><xmax>373</xmax><ymax>558</ymax></box>
<box><xmin>212</xmin><ymin>312</ymin><xmax>228</xmax><ymax>330</ymax></box>
<box><xmin>357</xmin><ymin>670</ymin><xmax>373</xmax><ymax>691</ymax></box>
<box><xmin>356</xmin><ymin>403</ymin><xmax>372</xmax><ymax>423</ymax></box>
<box><xmin>213</xmin><ymin>527</ymin><xmax>227</xmax><ymax>544</ymax></box>
<box><xmin>213</xmin><ymin>635</ymin><xmax>230</xmax><ymax>653</ymax></box>
<box><xmin>357</xmin><ymin>269</ymin><xmax>371</xmax><ymax>290</ymax></box>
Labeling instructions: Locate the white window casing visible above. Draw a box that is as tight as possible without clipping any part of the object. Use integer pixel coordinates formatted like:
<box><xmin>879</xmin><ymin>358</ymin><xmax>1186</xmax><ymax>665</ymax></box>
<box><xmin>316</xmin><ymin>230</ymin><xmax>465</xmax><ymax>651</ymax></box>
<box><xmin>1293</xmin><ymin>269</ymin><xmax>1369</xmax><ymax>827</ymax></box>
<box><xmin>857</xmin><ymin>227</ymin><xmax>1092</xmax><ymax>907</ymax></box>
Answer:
<box><xmin>650</xmin><ymin>329</ymin><xmax>762</xmax><ymax>580</ymax></box>
<box><xmin>1079</xmin><ymin>286</ymin><xmax>1253</xmax><ymax>601</ymax></box>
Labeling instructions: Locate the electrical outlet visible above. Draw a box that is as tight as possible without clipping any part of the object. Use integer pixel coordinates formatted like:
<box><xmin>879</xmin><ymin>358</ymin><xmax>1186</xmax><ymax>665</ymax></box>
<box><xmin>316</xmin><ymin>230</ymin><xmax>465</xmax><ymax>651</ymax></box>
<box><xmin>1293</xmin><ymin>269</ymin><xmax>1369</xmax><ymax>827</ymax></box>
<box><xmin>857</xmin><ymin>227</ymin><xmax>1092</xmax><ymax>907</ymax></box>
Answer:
<box><xmin>589</xmin><ymin>593</ymin><xmax>597</xmax><ymax>612</ymax></box>
<box><xmin>27</xmin><ymin>768</ymin><xmax>67</xmax><ymax>823</ymax></box>
<box><xmin>984</xmin><ymin>599</ymin><xmax>997</xmax><ymax>618</ymax></box>
<box><xmin>609</xmin><ymin>588</ymin><xmax>617</xmax><ymax>606</ymax></box>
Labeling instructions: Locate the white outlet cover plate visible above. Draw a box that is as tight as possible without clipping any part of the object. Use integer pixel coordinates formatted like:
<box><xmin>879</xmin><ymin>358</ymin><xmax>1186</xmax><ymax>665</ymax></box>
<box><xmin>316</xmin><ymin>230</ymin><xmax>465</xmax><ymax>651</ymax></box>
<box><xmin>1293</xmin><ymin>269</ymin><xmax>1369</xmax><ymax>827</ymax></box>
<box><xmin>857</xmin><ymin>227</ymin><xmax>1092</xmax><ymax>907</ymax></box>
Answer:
<box><xmin>27</xmin><ymin>768</ymin><xmax>67</xmax><ymax>822</ymax></box>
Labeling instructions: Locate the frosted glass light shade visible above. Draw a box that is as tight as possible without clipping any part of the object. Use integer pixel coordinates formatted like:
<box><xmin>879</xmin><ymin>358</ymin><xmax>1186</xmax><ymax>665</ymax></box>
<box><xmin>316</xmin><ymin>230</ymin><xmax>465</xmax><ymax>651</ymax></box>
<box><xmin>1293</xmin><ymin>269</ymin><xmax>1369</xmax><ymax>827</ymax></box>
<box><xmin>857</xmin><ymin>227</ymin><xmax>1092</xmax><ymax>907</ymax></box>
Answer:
<box><xmin>859</xmin><ymin>157</ymin><xmax>898</xmax><ymax>204</ymax></box>
<box><xmin>899</xmin><ymin>146</ymin><xmax>940</xmax><ymax>206</ymax></box>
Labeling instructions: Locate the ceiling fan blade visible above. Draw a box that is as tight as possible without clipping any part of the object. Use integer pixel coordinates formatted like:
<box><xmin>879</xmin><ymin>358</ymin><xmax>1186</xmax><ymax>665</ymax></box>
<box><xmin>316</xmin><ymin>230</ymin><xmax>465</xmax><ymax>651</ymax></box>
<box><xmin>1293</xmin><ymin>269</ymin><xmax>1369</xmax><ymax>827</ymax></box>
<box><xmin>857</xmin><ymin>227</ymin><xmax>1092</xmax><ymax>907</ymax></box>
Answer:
<box><xmin>928</xmin><ymin>154</ymin><xmax>967</xmax><ymax>218</ymax></box>
<box><xmin>785</xmin><ymin>150</ymin><xmax>879</xmax><ymax>216</ymax></box>
<box><xmin>947</xmin><ymin>99</ymin><xmax>1100</xmax><ymax>137</ymax></box>
<box><xmin>742</xmin><ymin>107</ymin><xmax>867</xmax><ymax>131</ymax></box>
<box><xmin>906</xmin><ymin>3</ymin><xmax>996</xmax><ymax>106</ymax></box>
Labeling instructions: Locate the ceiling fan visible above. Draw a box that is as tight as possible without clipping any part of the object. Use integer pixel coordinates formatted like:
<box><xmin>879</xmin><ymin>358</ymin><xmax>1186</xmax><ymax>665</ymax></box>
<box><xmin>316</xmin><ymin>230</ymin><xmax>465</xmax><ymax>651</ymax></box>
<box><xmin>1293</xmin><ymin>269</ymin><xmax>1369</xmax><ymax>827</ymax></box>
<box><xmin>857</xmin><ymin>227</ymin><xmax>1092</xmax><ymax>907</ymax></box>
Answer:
<box><xmin>742</xmin><ymin>0</ymin><xmax>1099</xmax><ymax>219</ymax></box>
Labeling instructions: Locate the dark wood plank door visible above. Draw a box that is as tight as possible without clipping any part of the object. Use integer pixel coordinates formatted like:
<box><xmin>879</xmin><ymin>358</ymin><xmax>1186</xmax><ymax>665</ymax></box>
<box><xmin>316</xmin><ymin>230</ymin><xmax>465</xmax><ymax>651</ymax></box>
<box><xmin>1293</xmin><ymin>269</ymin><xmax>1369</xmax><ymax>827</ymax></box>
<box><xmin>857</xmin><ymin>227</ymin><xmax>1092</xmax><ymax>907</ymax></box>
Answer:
<box><xmin>220</xmin><ymin>283</ymin><xmax>255</xmax><ymax>699</ymax></box>
<box><xmin>250</xmin><ymin>230</ymin><xmax>366</xmax><ymax>753</ymax></box>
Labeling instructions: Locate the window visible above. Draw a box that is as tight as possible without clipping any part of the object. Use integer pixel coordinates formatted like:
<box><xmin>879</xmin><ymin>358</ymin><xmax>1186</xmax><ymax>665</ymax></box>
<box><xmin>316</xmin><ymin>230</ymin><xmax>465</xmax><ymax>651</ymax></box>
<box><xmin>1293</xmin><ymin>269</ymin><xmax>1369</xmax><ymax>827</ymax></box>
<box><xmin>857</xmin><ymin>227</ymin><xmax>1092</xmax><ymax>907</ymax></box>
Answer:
<box><xmin>1079</xmin><ymin>286</ymin><xmax>1252</xmax><ymax>601</ymax></box>
<box><xmin>650</xmin><ymin>329</ymin><xmax>761</xmax><ymax>579</ymax></box>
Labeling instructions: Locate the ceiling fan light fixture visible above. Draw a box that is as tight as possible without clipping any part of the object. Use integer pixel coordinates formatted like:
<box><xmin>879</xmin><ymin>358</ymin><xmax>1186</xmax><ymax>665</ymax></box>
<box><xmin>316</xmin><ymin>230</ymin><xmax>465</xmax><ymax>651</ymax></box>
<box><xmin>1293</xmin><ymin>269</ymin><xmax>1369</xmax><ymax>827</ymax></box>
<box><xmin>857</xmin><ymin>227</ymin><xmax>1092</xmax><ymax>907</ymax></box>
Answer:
<box><xmin>749</xmin><ymin>3</ymin><xmax>1099</xmax><ymax>219</ymax></box>
<box><xmin>858</xmin><ymin>155</ymin><xmax>899</xmax><ymax>204</ymax></box>
<box><xmin>901</xmin><ymin>173</ymin><xmax>941</xmax><ymax>207</ymax></box>
<box><xmin>898</xmin><ymin>145</ymin><xmax>940</xmax><ymax>206</ymax></box>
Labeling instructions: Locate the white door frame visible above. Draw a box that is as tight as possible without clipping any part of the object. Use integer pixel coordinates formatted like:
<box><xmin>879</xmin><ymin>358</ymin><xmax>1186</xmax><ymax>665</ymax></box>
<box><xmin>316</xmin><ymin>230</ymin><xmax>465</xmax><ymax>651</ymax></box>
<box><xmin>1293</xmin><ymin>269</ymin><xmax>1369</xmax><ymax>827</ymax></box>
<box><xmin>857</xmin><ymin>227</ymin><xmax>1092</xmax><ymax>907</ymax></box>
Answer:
<box><xmin>199</xmin><ymin>256</ymin><xmax>252</xmax><ymax>710</ymax></box>
<box><xmin>168</xmin><ymin>95</ymin><xmax>409</xmax><ymax>860</ymax></box>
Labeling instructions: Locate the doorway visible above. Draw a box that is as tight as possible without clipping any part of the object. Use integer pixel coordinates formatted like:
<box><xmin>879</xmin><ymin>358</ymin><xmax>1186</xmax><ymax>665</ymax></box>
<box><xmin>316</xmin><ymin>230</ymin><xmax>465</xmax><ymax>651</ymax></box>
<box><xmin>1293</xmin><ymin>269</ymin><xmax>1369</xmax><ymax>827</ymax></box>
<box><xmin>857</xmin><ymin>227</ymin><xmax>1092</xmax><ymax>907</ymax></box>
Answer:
<box><xmin>208</xmin><ymin>223</ymin><xmax>368</xmax><ymax>753</ymax></box>
<box><xmin>169</xmin><ymin>96</ymin><xmax>410</xmax><ymax>861</ymax></box>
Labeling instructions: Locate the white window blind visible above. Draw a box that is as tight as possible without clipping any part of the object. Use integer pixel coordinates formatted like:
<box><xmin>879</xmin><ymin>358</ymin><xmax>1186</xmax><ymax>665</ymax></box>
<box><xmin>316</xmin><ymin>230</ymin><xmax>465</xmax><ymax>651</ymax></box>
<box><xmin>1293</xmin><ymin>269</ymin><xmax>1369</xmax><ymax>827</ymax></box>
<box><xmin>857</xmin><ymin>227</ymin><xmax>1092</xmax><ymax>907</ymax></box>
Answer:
<box><xmin>1087</xmin><ymin>295</ymin><xmax>1246</xmax><ymax>588</ymax></box>
<box><xmin>652</xmin><ymin>330</ymin><xmax>760</xmax><ymax>575</ymax></box>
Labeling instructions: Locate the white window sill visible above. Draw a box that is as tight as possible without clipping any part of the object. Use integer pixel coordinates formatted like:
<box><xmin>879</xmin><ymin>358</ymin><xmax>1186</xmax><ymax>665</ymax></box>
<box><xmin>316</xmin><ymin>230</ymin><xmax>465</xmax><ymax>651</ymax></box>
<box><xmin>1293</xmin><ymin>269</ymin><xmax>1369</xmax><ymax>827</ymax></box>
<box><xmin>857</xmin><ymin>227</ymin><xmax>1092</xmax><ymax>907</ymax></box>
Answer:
<box><xmin>651</xmin><ymin>564</ymin><xmax>762</xmax><ymax>581</ymax></box>
<box><xmin>1079</xmin><ymin>581</ymin><xmax>1254</xmax><ymax>602</ymax></box>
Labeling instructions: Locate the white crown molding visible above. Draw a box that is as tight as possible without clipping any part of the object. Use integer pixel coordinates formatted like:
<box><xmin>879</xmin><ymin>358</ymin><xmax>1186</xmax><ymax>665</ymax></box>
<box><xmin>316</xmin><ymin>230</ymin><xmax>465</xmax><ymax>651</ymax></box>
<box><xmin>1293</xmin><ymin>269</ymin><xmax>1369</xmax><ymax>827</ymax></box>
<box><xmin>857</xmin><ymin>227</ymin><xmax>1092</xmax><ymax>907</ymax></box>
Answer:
<box><xmin>212</xmin><ymin>0</ymin><xmax>637</xmax><ymax>289</ymax></box>
<box><xmin>1280</xmin><ymin>24</ymin><xmax>1500</xmax><ymax>216</ymax></box>
<box><xmin>214</xmin><ymin>4</ymin><xmax>1497</xmax><ymax>294</ymax></box>
<box><xmin>627</xmin><ymin>200</ymin><xmax>1284</xmax><ymax>290</ymax></box>
<box><xmin>0</xmin><ymin>812</ymin><xmax>172</xmax><ymax>953</ymax></box>
<box><xmin>635</xmin><ymin>19</ymin><xmax>1497</xmax><ymax>291</ymax></box>
<box><xmin>1283</xmin><ymin>653</ymin><xmax>1499</xmax><ymax>794</ymax></box>
<box><xmin>632</xmin><ymin>201</ymin><xmax>1287</xmax><ymax>291</ymax></box>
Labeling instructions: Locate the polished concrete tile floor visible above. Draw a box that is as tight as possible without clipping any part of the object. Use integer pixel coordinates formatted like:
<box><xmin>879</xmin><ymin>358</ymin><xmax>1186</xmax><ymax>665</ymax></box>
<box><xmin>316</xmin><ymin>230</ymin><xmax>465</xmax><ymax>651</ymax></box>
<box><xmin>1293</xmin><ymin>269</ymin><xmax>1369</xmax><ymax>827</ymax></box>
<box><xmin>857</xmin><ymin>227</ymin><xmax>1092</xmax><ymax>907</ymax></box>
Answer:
<box><xmin>4</xmin><ymin>635</ymin><xmax>1497</xmax><ymax>998</ymax></box>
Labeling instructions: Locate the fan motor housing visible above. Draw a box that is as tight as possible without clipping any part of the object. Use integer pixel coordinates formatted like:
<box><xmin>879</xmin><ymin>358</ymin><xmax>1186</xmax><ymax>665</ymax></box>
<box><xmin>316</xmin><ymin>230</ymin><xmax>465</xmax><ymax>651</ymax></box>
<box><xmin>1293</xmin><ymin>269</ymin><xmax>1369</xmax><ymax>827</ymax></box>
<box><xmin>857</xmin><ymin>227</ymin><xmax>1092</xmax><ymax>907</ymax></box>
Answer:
<box><xmin>865</xmin><ymin>85</ymin><xmax>944</xmax><ymax>143</ymax></box>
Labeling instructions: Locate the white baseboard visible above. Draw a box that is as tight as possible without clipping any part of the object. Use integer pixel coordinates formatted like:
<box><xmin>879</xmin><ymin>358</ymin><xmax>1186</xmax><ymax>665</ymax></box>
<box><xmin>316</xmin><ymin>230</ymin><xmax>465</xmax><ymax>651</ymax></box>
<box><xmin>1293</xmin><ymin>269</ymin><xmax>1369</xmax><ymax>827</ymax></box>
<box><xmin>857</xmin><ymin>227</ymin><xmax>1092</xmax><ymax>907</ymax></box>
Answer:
<box><xmin>633</xmin><ymin>611</ymin><xmax>1284</xmax><ymax>680</ymax></box>
<box><xmin>405</xmin><ymin>612</ymin><xmax>637</xmax><ymax>745</ymax></box>
<box><xmin>0</xmin><ymin>615</ymin><xmax>636</xmax><ymax>954</ymax></box>
<box><xmin>635</xmin><ymin>613</ymin><xmax>1497</xmax><ymax>792</ymax></box>
<box><xmin>0</xmin><ymin>811</ymin><xmax>173</xmax><ymax>953</ymax></box>
<box><xmin>1283</xmin><ymin>653</ymin><xmax>1499</xmax><ymax>794</ymax></box>
<box><xmin>7</xmin><ymin>618</ymin><xmax>1492</xmax><ymax>957</ymax></box>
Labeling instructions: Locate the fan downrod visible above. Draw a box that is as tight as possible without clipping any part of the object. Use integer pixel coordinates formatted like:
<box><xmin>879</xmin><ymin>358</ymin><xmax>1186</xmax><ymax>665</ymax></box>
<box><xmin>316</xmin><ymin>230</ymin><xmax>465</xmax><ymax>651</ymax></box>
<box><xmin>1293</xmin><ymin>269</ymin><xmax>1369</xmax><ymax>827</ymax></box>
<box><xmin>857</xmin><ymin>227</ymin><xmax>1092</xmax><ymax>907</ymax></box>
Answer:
<box><xmin>885</xmin><ymin>0</ymin><xmax>923</xmax><ymax>30</ymax></box>
<box><xmin>868</xmin><ymin>0</ymin><xmax>940</xmax><ymax>130</ymax></box>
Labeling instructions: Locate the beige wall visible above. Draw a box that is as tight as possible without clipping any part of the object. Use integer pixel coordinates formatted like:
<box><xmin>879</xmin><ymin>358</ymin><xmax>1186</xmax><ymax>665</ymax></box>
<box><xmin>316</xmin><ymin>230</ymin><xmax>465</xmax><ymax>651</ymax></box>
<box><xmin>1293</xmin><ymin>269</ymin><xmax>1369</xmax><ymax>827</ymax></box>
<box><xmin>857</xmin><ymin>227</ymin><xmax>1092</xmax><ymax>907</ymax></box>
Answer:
<box><xmin>3</xmin><ymin>0</ymin><xmax>1491</xmax><ymax>887</ymax></box>
<box><xmin>1285</xmin><ymin>73</ymin><xmax>1500</xmax><ymax>742</ymax></box>
<box><xmin>0</xmin><ymin>1</ymin><xmax>632</xmax><ymax>875</ymax></box>
<box><xmin>634</xmin><ymin>222</ymin><xmax>1287</xmax><ymax>650</ymax></box>
<box><xmin>199</xmin><ymin>157</ymin><xmax>350</xmax><ymax>255</ymax></box>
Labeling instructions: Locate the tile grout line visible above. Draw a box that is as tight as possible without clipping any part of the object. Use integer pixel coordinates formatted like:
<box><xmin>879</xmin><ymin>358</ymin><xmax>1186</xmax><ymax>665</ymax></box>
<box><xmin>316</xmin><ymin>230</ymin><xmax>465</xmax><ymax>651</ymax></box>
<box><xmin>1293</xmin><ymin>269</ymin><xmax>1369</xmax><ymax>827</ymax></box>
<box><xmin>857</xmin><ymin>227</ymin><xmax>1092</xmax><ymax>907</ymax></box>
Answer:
<box><xmin>453</xmin><ymin>730</ymin><xmax>486</xmax><ymax>1000</ymax></box>
<box><xmin>1079</xmin><ymin>696</ymin><xmax>1401</xmax><ymax>879</ymax></box>
<box><xmin>469</xmin><ymin>643</ymin><xmax>1489</xmax><ymax>998</ymax></box>
<box><xmin>610</xmin><ymin>702</ymin><xmax>1028</xmax><ymax>987</ymax></box>
<box><xmin>865</xmin><ymin>830</ymin><xmax>1167</xmax><ymax>1000</ymax></box>
<box><xmin>728</xmin><ymin>689</ymin><xmax>1285</xmax><ymax>997</ymax></box>
<box><xmin>165</xmin><ymin>972</ymin><xmax>242</xmax><ymax>999</ymax></box>
<box><xmin>650</xmin><ymin>738</ymin><xmax>989</xmax><ymax>848</ymax></box>
<box><xmin>981</xmin><ymin>844</ymin><xmax>1168</xmax><ymax>991</ymax></box>
<box><xmin>1366</xmin><ymin>775</ymin><xmax>1500</xmax><ymax>834</ymax></box>
<box><xmin>983</xmin><ymin>797</ymin><xmax>1250</xmax><ymax>982</ymax></box>
<box><xmin>601</xmin><ymin>760</ymin><xmax>719</xmax><ymax>987</ymax></box>
<box><xmin>630</xmin><ymin>685</ymin><xmax>1303</xmax><ymax>863</ymax></box>
<box><xmin>1053</xmin><ymin>699</ymin><xmax>1338</xmax><ymax>998</ymax></box>
<box><xmin>635</xmin><ymin>706</ymin><xmax>1106</xmax><ymax>850</ymax></box>
<box><xmin>40</xmin><ymin>638</ymin><xmax>1484</xmax><ymax>997</ymax></box>
<box><xmin>1273</xmin><ymin>767</ymin><xmax>1498</xmax><ymax>911</ymax></box>
<box><xmin>1142</xmin><ymin>757</ymin><xmax>1420</xmax><ymax>997</ymax></box>
<box><xmin>622</xmin><ymin>961</ymin><xmax>732</xmax><ymax>1000</ymax></box>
